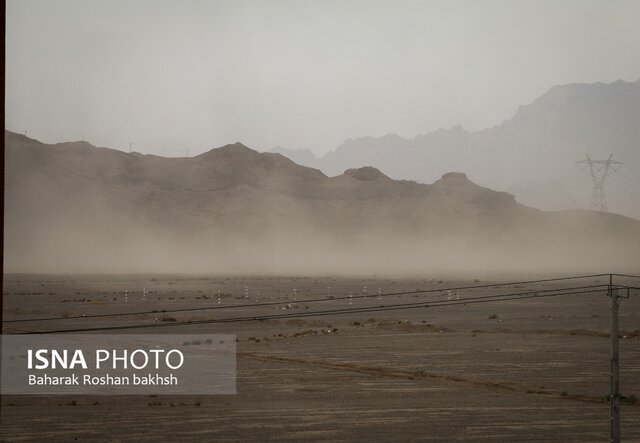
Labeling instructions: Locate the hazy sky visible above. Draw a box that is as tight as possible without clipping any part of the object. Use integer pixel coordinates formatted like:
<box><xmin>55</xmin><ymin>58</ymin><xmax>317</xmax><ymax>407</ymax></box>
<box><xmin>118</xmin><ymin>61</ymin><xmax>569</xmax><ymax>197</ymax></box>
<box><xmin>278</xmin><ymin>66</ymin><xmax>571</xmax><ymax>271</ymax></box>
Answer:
<box><xmin>6</xmin><ymin>0</ymin><xmax>640</xmax><ymax>157</ymax></box>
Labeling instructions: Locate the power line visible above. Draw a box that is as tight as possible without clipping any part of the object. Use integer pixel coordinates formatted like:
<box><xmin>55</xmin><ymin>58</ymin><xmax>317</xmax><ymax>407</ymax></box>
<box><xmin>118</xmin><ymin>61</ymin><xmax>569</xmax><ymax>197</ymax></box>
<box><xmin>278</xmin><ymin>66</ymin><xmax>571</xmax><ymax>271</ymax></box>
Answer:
<box><xmin>5</xmin><ymin>283</ymin><xmax>607</xmax><ymax>324</ymax></box>
<box><xmin>615</xmin><ymin>171</ymin><xmax>640</xmax><ymax>187</ymax></box>
<box><xmin>607</xmin><ymin>181</ymin><xmax>640</xmax><ymax>199</ymax></box>
<box><xmin>611</xmin><ymin>273</ymin><xmax>640</xmax><ymax>280</ymax></box>
<box><xmin>14</xmin><ymin>286</ymin><xmax>616</xmax><ymax>334</ymax></box>
<box><xmin>611</xmin><ymin>176</ymin><xmax>640</xmax><ymax>191</ymax></box>
<box><xmin>608</xmin><ymin>175</ymin><xmax>640</xmax><ymax>192</ymax></box>
<box><xmin>517</xmin><ymin>177</ymin><xmax>593</xmax><ymax>198</ymax></box>
<box><xmin>19</xmin><ymin>287</ymin><xmax>613</xmax><ymax>334</ymax></box>
<box><xmin>4</xmin><ymin>274</ymin><xmax>613</xmax><ymax>324</ymax></box>
<box><xmin>515</xmin><ymin>171</ymin><xmax>587</xmax><ymax>196</ymax></box>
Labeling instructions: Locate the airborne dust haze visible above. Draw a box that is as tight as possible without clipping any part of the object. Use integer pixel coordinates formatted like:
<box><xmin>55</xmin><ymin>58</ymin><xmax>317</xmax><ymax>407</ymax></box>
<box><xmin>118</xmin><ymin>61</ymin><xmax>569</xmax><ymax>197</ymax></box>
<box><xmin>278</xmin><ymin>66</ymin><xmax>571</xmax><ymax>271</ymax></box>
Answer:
<box><xmin>4</xmin><ymin>134</ymin><xmax>640</xmax><ymax>276</ymax></box>
<box><xmin>4</xmin><ymin>1</ymin><xmax>640</xmax><ymax>276</ymax></box>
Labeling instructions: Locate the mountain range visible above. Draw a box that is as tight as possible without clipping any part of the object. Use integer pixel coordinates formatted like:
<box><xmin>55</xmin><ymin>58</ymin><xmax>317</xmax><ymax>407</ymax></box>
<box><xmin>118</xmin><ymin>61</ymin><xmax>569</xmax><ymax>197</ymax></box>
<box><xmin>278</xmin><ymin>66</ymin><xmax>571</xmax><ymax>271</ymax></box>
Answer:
<box><xmin>271</xmin><ymin>79</ymin><xmax>640</xmax><ymax>219</ymax></box>
<box><xmin>4</xmin><ymin>130</ymin><xmax>640</xmax><ymax>274</ymax></box>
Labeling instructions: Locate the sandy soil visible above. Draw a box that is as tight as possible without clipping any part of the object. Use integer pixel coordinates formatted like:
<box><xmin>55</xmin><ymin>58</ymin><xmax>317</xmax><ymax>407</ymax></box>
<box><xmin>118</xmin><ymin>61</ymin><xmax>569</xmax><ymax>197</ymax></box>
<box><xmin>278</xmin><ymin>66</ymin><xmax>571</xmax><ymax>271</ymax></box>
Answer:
<box><xmin>2</xmin><ymin>273</ymin><xmax>639</xmax><ymax>442</ymax></box>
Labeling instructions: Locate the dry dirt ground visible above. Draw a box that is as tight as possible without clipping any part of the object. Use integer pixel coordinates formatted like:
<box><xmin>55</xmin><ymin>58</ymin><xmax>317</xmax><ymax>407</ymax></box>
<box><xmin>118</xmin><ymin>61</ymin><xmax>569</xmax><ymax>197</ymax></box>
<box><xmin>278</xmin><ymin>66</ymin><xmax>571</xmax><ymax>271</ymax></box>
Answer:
<box><xmin>2</xmin><ymin>273</ymin><xmax>639</xmax><ymax>442</ymax></box>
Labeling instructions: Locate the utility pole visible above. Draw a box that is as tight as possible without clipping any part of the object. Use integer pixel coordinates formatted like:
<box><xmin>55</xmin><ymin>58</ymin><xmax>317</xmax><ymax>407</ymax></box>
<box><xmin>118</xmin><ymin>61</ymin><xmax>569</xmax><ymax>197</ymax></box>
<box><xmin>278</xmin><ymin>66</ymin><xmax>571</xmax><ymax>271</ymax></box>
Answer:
<box><xmin>609</xmin><ymin>274</ymin><xmax>620</xmax><ymax>443</ymax></box>
<box><xmin>576</xmin><ymin>154</ymin><xmax>622</xmax><ymax>212</ymax></box>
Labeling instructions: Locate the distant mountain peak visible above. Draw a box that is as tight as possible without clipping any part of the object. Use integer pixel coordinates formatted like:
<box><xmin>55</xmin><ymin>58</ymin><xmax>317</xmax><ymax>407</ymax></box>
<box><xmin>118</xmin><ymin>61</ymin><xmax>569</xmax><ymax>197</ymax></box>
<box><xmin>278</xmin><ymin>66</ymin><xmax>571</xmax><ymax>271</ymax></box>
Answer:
<box><xmin>432</xmin><ymin>172</ymin><xmax>482</xmax><ymax>192</ymax></box>
<box><xmin>434</xmin><ymin>172</ymin><xmax>473</xmax><ymax>187</ymax></box>
<box><xmin>344</xmin><ymin>166</ymin><xmax>389</xmax><ymax>181</ymax></box>
<box><xmin>196</xmin><ymin>142</ymin><xmax>256</xmax><ymax>159</ymax></box>
<box><xmin>268</xmin><ymin>145</ymin><xmax>319</xmax><ymax>168</ymax></box>
<box><xmin>215</xmin><ymin>142</ymin><xmax>253</xmax><ymax>152</ymax></box>
<box><xmin>270</xmin><ymin>145</ymin><xmax>317</xmax><ymax>157</ymax></box>
<box><xmin>440</xmin><ymin>172</ymin><xmax>469</xmax><ymax>181</ymax></box>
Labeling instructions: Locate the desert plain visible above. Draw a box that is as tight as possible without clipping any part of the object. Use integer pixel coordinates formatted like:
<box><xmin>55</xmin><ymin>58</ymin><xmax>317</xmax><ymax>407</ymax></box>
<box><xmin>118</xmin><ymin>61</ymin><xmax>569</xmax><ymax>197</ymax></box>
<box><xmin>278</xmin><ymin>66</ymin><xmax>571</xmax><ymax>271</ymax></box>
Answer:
<box><xmin>1</xmin><ymin>273</ymin><xmax>639</xmax><ymax>442</ymax></box>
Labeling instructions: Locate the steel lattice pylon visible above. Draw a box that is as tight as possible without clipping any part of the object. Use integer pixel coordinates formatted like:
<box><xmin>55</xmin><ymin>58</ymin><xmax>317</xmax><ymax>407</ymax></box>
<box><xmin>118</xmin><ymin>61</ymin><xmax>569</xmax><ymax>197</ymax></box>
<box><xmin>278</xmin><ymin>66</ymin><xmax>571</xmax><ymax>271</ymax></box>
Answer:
<box><xmin>575</xmin><ymin>154</ymin><xmax>623</xmax><ymax>212</ymax></box>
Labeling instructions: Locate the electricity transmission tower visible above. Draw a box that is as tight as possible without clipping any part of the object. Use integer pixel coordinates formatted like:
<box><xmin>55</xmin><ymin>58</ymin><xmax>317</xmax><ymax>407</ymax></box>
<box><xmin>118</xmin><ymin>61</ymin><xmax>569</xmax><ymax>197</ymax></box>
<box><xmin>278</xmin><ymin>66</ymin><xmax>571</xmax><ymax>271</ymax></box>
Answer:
<box><xmin>575</xmin><ymin>154</ymin><xmax>623</xmax><ymax>212</ymax></box>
